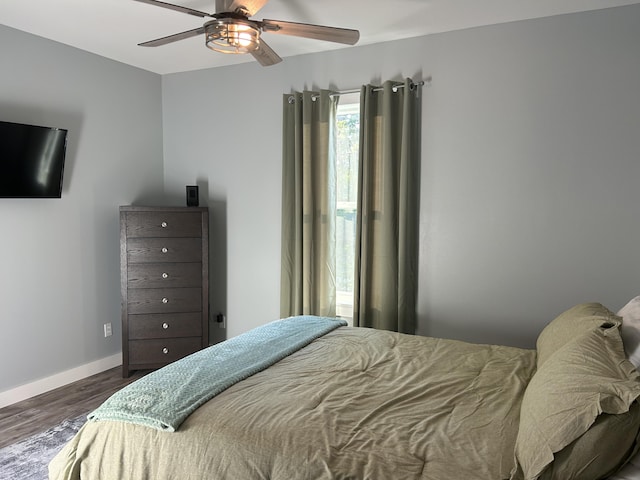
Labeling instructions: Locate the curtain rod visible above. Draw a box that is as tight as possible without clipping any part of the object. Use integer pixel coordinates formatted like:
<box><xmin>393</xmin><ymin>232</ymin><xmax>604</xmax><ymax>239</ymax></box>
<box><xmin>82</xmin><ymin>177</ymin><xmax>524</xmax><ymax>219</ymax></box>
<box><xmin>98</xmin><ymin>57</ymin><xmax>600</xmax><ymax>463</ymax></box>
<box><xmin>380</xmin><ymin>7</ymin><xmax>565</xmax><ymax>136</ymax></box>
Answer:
<box><xmin>330</xmin><ymin>76</ymin><xmax>432</xmax><ymax>98</ymax></box>
<box><xmin>288</xmin><ymin>76</ymin><xmax>432</xmax><ymax>104</ymax></box>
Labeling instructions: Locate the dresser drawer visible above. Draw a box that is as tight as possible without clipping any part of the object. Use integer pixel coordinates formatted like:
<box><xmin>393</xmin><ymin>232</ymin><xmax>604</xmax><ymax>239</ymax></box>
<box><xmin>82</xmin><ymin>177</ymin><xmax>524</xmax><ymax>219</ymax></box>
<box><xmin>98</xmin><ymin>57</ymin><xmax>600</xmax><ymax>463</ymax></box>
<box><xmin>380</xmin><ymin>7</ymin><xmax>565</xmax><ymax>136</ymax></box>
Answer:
<box><xmin>125</xmin><ymin>211</ymin><xmax>203</xmax><ymax>238</ymax></box>
<box><xmin>128</xmin><ymin>287</ymin><xmax>202</xmax><ymax>314</ymax></box>
<box><xmin>128</xmin><ymin>337</ymin><xmax>202</xmax><ymax>365</ymax></box>
<box><xmin>128</xmin><ymin>263</ymin><xmax>202</xmax><ymax>289</ymax></box>
<box><xmin>127</xmin><ymin>238</ymin><xmax>202</xmax><ymax>263</ymax></box>
<box><xmin>128</xmin><ymin>312</ymin><xmax>202</xmax><ymax>339</ymax></box>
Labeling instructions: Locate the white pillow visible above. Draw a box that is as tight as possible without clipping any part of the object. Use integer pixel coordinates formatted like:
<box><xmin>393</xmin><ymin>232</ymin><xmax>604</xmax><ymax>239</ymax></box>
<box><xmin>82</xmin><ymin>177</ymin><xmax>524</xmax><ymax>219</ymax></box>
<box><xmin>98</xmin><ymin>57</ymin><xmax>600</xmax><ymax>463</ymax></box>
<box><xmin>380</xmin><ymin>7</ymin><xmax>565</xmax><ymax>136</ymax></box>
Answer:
<box><xmin>610</xmin><ymin>296</ymin><xmax>640</xmax><ymax>480</ymax></box>
<box><xmin>618</xmin><ymin>296</ymin><xmax>640</xmax><ymax>368</ymax></box>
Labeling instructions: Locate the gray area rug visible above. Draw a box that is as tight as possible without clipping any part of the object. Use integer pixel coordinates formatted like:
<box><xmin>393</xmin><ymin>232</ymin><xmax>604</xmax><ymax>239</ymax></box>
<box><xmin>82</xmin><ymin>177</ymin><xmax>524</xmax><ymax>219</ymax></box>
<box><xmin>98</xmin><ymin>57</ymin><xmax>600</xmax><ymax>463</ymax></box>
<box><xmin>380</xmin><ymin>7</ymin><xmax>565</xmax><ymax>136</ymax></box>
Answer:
<box><xmin>0</xmin><ymin>415</ymin><xmax>86</xmax><ymax>480</ymax></box>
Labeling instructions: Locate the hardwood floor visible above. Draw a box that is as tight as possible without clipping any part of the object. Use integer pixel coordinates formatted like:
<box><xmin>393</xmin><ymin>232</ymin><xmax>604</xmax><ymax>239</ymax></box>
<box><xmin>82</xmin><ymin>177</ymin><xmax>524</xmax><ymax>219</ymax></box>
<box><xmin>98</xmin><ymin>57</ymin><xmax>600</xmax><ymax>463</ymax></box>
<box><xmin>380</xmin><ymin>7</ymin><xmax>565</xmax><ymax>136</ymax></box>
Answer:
<box><xmin>0</xmin><ymin>367</ymin><xmax>148</xmax><ymax>449</ymax></box>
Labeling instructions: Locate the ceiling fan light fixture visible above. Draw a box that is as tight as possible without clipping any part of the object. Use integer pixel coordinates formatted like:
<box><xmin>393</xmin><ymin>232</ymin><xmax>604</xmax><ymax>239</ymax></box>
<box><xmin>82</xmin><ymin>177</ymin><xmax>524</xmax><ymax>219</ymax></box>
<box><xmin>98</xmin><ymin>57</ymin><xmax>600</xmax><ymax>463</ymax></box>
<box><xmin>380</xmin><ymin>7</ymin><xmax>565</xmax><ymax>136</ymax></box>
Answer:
<box><xmin>205</xmin><ymin>18</ymin><xmax>260</xmax><ymax>54</ymax></box>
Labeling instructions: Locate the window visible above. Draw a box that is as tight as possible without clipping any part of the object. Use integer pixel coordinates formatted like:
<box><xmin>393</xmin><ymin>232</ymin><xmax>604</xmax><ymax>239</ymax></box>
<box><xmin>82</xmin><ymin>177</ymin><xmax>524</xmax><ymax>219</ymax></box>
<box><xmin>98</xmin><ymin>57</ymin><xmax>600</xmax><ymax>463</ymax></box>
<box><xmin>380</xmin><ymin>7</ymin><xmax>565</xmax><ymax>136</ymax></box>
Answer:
<box><xmin>335</xmin><ymin>96</ymin><xmax>360</xmax><ymax>320</ymax></box>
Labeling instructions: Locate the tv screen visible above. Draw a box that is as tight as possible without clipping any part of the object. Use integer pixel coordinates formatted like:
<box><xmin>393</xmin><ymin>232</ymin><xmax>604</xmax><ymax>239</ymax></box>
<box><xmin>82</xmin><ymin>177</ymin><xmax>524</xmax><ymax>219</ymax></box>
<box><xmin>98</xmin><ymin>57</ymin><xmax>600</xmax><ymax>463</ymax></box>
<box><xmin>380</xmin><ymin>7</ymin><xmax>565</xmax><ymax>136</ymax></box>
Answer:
<box><xmin>0</xmin><ymin>120</ymin><xmax>68</xmax><ymax>198</ymax></box>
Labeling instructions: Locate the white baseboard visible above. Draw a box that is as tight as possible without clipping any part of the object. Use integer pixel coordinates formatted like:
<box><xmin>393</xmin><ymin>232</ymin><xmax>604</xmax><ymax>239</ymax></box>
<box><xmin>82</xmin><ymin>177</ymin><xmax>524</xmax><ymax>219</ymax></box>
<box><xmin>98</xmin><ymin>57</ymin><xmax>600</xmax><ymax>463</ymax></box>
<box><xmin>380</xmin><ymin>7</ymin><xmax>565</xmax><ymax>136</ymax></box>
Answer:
<box><xmin>0</xmin><ymin>353</ymin><xmax>121</xmax><ymax>409</ymax></box>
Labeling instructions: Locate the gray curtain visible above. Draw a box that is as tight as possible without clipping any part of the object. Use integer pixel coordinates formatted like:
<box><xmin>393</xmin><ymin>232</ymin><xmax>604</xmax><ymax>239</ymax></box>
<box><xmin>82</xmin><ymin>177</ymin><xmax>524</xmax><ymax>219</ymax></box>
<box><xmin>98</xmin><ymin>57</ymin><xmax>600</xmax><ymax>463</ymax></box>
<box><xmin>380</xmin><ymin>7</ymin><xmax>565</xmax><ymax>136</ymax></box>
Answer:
<box><xmin>280</xmin><ymin>90</ymin><xmax>338</xmax><ymax>318</ymax></box>
<box><xmin>353</xmin><ymin>79</ymin><xmax>421</xmax><ymax>333</ymax></box>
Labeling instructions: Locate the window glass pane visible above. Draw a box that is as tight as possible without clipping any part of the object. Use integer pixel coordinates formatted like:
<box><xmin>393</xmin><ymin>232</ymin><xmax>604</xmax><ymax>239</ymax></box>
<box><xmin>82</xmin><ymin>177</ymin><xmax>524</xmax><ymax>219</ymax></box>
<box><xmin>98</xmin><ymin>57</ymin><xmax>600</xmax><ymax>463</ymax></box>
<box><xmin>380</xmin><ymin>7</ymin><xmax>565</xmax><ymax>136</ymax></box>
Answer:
<box><xmin>335</xmin><ymin>98</ymin><xmax>359</xmax><ymax>319</ymax></box>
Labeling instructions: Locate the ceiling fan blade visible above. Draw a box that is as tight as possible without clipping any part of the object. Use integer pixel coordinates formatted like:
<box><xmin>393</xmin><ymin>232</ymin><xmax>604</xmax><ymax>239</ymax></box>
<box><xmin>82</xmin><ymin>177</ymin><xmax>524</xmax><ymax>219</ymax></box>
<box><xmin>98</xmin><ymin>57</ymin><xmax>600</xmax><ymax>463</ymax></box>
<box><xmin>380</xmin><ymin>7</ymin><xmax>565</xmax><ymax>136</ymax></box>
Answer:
<box><xmin>261</xmin><ymin>19</ymin><xmax>359</xmax><ymax>45</ymax></box>
<box><xmin>251</xmin><ymin>38</ymin><xmax>282</xmax><ymax>67</ymax></box>
<box><xmin>251</xmin><ymin>39</ymin><xmax>282</xmax><ymax>66</ymax></box>
<box><xmin>217</xmin><ymin>0</ymin><xmax>269</xmax><ymax>16</ymax></box>
<box><xmin>139</xmin><ymin>27</ymin><xmax>205</xmax><ymax>47</ymax></box>
<box><xmin>133</xmin><ymin>0</ymin><xmax>213</xmax><ymax>18</ymax></box>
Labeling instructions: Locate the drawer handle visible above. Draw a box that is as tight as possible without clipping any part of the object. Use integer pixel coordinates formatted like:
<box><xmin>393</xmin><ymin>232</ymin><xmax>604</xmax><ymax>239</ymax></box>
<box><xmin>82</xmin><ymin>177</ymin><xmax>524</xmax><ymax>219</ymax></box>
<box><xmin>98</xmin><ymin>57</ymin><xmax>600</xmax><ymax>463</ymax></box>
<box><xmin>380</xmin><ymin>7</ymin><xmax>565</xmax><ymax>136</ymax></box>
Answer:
<box><xmin>162</xmin><ymin>347</ymin><xmax>169</xmax><ymax>354</ymax></box>
<box><xmin>162</xmin><ymin>322</ymin><xmax>169</xmax><ymax>329</ymax></box>
<box><xmin>161</xmin><ymin>247</ymin><xmax>168</xmax><ymax>254</ymax></box>
<box><xmin>162</xmin><ymin>297</ymin><xmax>169</xmax><ymax>304</ymax></box>
<box><xmin>161</xmin><ymin>221</ymin><xmax>168</xmax><ymax>228</ymax></box>
<box><xmin>162</xmin><ymin>272</ymin><xmax>168</xmax><ymax>279</ymax></box>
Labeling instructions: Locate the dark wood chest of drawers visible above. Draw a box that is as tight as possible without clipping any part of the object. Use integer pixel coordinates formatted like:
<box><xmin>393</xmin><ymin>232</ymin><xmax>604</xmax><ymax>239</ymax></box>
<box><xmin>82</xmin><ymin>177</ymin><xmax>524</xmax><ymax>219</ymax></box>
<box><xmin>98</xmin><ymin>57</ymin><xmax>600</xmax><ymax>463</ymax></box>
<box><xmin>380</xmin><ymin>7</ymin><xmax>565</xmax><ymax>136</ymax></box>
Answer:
<box><xmin>120</xmin><ymin>206</ymin><xmax>209</xmax><ymax>377</ymax></box>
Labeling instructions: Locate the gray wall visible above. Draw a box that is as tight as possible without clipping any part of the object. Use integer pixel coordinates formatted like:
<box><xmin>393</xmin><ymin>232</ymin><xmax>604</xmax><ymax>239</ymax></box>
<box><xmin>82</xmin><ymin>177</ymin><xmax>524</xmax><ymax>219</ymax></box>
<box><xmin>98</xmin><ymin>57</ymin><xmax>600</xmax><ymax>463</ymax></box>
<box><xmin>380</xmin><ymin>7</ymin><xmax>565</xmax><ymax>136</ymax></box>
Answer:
<box><xmin>0</xmin><ymin>26</ymin><xmax>164</xmax><ymax>392</ymax></box>
<box><xmin>2</xmin><ymin>4</ymin><xmax>640</xmax><ymax>394</ymax></box>
<box><xmin>162</xmin><ymin>4</ymin><xmax>640</xmax><ymax>347</ymax></box>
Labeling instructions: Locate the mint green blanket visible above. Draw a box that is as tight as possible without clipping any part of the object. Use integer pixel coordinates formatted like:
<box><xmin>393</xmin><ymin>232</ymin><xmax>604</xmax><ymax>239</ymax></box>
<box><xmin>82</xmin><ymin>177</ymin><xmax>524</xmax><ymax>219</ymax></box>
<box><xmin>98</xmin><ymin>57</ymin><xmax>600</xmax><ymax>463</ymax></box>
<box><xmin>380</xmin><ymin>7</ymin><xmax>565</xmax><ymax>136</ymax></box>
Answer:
<box><xmin>88</xmin><ymin>316</ymin><xmax>346</xmax><ymax>431</ymax></box>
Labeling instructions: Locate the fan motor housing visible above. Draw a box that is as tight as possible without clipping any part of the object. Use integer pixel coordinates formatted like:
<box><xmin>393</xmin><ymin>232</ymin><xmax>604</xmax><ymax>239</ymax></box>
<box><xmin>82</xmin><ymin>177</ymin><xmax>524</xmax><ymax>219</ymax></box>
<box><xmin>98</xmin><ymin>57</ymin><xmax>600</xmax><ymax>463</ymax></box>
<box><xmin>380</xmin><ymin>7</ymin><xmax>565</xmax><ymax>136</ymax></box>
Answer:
<box><xmin>204</xmin><ymin>17</ymin><xmax>261</xmax><ymax>53</ymax></box>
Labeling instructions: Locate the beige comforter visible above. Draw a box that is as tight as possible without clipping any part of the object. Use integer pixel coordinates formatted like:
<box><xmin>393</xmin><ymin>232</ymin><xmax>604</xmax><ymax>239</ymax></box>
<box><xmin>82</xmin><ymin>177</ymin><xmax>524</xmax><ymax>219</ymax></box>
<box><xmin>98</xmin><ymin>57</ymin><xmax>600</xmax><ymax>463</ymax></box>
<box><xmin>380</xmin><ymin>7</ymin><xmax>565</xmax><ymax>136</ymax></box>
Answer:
<box><xmin>50</xmin><ymin>326</ymin><xmax>536</xmax><ymax>479</ymax></box>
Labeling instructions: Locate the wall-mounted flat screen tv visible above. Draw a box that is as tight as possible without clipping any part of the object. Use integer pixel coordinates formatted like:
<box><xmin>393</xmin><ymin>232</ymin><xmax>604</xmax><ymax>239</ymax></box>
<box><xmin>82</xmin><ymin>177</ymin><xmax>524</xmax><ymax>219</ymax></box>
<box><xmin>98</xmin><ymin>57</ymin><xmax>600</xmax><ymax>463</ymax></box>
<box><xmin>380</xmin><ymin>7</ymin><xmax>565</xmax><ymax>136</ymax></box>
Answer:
<box><xmin>0</xmin><ymin>120</ymin><xmax>68</xmax><ymax>198</ymax></box>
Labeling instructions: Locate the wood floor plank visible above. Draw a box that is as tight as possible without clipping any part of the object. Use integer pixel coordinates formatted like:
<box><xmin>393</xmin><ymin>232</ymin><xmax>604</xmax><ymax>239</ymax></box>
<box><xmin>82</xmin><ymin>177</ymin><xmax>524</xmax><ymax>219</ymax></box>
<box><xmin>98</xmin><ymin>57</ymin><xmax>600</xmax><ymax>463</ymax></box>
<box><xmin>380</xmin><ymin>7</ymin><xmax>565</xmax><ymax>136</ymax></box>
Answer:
<box><xmin>0</xmin><ymin>367</ymin><xmax>147</xmax><ymax>449</ymax></box>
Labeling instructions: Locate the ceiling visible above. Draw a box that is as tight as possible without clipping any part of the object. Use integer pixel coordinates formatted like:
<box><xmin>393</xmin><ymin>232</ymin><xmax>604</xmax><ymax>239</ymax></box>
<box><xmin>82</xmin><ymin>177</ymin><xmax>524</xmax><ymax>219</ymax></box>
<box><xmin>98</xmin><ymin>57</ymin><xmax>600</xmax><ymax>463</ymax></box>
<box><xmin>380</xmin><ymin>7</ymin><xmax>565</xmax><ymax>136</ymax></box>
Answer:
<box><xmin>1</xmin><ymin>0</ymin><xmax>639</xmax><ymax>75</ymax></box>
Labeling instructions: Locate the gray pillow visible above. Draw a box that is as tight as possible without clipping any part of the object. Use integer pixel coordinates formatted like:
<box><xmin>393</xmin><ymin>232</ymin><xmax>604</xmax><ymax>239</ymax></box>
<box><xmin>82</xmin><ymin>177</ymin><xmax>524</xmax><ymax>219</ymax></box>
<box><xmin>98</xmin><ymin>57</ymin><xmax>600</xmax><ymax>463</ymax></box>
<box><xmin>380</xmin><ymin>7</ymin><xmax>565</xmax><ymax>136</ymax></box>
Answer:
<box><xmin>512</xmin><ymin>324</ymin><xmax>640</xmax><ymax>480</ymax></box>
<box><xmin>536</xmin><ymin>302</ymin><xmax>620</xmax><ymax>368</ymax></box>
<box><xmin>539</xmin><ymin>404</ymin><xmax>640</xmax><ymax>480</ymax></box>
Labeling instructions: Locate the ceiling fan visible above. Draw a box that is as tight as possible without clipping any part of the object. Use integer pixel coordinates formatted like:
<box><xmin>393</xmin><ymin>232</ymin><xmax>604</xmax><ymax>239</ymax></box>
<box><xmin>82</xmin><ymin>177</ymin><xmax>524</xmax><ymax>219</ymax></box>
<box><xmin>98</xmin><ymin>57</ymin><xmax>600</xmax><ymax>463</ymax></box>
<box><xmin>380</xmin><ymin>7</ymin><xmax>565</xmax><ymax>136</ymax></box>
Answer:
<box><xmin>134</xmin><ymin>0</ymin><xmax>360</xmax><ymax>66</ymax></box>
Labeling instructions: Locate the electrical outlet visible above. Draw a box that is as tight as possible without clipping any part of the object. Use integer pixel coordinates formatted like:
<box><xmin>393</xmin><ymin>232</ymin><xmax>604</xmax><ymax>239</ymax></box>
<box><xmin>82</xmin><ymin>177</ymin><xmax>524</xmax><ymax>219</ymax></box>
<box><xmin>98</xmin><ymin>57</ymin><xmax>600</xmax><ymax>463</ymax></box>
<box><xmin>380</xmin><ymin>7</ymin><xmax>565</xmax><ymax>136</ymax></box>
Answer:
<box><xmin>104</xmin><ymin>323</ymin><xmax>112</xmax><ymax>337</ymax></box>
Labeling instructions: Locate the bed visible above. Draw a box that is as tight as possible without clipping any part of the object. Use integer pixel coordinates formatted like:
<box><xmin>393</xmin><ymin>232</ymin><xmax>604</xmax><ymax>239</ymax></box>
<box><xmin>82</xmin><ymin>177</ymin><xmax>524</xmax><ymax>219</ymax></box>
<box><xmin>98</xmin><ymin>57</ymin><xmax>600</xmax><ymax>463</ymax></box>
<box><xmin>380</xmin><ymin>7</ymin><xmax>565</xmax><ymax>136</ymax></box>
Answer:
<box><xmin>49</xmin><ymin>301</ymin><xmax>640</xmax><ymax>480</ymax></box>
